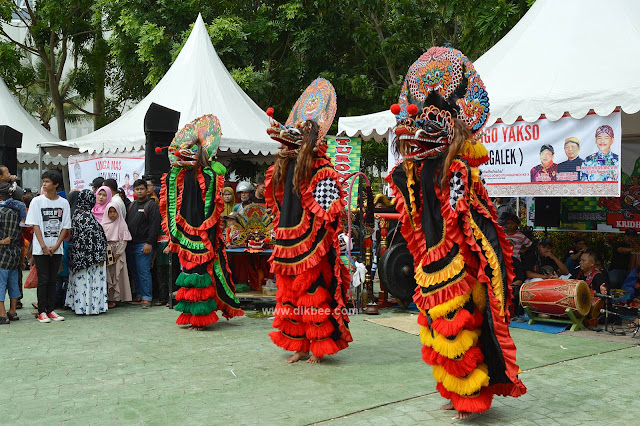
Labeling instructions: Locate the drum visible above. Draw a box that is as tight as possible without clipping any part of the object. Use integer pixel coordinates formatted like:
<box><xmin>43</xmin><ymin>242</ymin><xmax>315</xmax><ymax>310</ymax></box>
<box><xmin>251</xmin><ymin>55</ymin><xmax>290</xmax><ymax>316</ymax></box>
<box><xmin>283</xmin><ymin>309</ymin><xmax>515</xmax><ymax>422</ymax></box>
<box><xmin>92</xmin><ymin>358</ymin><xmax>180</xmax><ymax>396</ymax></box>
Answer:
<box><xmin>520</xmin><ymin>279</ymin><xmax>592</xmax><ymax>317</ymax></box>
<box><xmin>584</xmin><ymin>296</ymin><xmax>604</xmax><ymax>328</ymax></box>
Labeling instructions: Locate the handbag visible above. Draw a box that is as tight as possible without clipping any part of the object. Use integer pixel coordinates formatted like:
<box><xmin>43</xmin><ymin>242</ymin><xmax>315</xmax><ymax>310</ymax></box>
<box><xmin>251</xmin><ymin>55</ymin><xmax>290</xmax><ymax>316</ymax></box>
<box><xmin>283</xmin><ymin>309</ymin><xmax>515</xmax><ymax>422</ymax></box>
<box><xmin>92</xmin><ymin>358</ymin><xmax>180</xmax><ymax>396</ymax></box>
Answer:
<box><xmin>24</xmin><ymin>265</ymin><xmax>38</xmax><ymax>288</ymax></box>
<box><xmin>106</xmin><ymin>244</ymin><xmax>116</xmax><ymax>266</ymax></box>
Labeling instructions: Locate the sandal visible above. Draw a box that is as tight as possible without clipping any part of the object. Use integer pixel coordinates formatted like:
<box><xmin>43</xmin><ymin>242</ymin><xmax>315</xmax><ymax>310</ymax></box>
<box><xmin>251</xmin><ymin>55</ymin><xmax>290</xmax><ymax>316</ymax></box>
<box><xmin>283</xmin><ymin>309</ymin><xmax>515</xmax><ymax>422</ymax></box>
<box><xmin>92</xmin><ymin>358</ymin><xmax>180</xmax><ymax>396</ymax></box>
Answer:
<box><xmin>108</xmin><ymin>302</ymin><xmax>118</xmax><ymax>309</ymax></box>
<box><xmin>0</xmin><ymin>317</ymin><xmax>8</xmax><ymax>325</ymax></box>
<box><xmin>141</xmin><ymin>301</ymin><xmax>151</xmax><ymax>309</ymax></box>
<box><xmin>154</xmin><ymin>301</ymin><xmax>167</xmax><ymax>307</ymax></box>
<box><xmin>7</xmin><ymin>312</ymin><xmax>19</xmax><ymax>321</ymax></box>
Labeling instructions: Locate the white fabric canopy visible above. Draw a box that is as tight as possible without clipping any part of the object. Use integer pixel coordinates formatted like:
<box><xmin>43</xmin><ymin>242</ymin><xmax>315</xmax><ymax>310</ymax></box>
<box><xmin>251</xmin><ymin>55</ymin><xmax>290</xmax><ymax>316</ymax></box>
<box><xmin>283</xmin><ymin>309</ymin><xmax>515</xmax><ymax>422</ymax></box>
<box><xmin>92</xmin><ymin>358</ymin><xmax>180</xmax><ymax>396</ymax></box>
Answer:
<box><xmin>44</xmin><ymin>14</ymin><xmax>278</xmax><ymax>157</ymax></box>
<box><xmin>338</xmin><ymin>0</ymin><xmax>640</xmax><ymax>139</ymax></box>
<box><xmin>0</xmin><ymin>76</ymin><xmax>65</xmax><ymax>165</ymax></box>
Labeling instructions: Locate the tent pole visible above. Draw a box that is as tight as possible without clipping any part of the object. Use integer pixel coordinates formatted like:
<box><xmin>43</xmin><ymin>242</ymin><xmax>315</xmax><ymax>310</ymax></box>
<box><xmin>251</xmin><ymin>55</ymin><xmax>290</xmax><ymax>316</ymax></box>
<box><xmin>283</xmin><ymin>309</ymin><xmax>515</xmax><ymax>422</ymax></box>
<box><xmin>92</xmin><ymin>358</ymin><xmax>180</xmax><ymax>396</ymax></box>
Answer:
<box><xmin>38</xmin><ymin>145</ymin><xmax>43</xmax><ymax>187</ymax></box>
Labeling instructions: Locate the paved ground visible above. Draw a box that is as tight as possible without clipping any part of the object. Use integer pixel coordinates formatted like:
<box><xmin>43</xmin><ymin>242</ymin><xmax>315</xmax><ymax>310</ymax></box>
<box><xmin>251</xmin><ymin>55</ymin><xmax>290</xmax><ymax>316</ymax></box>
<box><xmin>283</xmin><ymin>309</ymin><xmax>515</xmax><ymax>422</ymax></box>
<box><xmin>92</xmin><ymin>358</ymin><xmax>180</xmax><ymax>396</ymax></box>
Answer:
<box><xmin>2</xmin><ymin>288</ymin><xmax>639</xmax><ymax>425</ymax></box>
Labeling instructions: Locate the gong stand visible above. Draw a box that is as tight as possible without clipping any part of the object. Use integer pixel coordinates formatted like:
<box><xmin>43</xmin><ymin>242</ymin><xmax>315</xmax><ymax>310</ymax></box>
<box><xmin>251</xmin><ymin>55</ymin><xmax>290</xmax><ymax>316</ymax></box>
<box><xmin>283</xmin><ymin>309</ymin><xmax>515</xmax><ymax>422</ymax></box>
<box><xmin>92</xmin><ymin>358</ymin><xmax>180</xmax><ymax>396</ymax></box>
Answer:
<box><xmin>361</xmin><ymin>184</ymin><xmax>378</xmax><ymax>314</ymax></box>
<box><xmin>375</xmin><ymin>212</ymin><xmax>401</xmax><ymax>308</ymax></box>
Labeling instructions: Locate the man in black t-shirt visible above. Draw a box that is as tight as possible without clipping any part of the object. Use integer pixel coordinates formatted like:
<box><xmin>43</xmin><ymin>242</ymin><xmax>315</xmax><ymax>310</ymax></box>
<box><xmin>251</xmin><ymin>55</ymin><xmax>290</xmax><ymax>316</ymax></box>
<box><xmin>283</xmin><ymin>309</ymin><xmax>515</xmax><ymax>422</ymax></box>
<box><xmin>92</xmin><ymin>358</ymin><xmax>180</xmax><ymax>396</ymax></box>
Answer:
<box><xmin>250</xmin><ymin>175</ymin><xmax>266</xmax><ymax>204</ymax></box>
<box><xmin>609</xmin><ymin>229</ymin><xmax>639</xmax><ymax>289</ymax></box>
<box><xmin>522</xmin><ymin>238</ymin><xmax>569</xmax><ymax>280</ymax></box>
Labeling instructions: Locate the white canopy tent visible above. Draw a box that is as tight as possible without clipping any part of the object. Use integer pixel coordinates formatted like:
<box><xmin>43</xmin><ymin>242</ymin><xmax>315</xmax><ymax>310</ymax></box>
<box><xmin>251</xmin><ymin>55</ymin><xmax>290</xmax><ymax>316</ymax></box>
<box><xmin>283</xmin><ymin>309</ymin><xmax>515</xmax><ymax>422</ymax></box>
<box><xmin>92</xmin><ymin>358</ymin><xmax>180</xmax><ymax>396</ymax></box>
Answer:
<box><xmin>0</xmin><ymin>75</ymin><xmax>65</xmax><ymax>166</ymax></box>
<box><xmin>42</xmin><ymin>14</ymin><xmax>279</xmax><ymax>160</ymax></box>
<box><xmin>338</xmin><ymin>0</ymin><xmax>640</xmax><ymax>142</ymax></box>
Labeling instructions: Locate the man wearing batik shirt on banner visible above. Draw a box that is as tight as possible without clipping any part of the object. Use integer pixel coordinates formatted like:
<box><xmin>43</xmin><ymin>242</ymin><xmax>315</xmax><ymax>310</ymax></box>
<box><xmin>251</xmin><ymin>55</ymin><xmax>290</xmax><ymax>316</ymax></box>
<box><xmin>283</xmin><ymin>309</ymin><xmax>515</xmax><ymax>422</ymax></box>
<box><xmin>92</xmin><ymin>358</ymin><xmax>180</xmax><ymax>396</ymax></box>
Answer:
<box><xmin>557</xmin><ymin>137</ymin><xmax>583</xmax><ymax>181</ymax></box>
<box><xmin>530</xmin><ymin>144</ymin><xmax>558</xmax><ymax>182</ymax></box>
<box><xmin>581</xmin><ymin>125</ymin><xmax>619</xmax><ymax>181</ymax></box>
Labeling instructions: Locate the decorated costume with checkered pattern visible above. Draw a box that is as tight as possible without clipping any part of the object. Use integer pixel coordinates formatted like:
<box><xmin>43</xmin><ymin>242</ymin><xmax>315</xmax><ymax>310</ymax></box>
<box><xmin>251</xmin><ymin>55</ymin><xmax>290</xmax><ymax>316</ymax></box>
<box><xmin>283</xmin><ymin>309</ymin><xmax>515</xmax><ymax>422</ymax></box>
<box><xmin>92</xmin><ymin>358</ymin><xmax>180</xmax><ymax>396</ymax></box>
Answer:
<box><xmin>264</xmin><ymin>78</ymin><xmax>352</xmax><ymax>357</ymax></box>
<box><xmin>386</xmin><ymin>47</ymin><xmax>525</xmax><ymax>414</ymax></box>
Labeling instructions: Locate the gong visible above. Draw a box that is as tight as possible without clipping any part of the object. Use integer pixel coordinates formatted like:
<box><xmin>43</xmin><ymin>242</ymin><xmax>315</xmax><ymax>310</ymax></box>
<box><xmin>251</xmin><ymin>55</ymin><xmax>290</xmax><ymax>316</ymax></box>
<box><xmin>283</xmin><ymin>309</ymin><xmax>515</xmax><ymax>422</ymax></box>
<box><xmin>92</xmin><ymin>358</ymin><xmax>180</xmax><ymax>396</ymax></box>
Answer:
<box><xmin>379</xmin><ymin>242</ymin><xmax>417</xmax><ymax>302</ymax></box>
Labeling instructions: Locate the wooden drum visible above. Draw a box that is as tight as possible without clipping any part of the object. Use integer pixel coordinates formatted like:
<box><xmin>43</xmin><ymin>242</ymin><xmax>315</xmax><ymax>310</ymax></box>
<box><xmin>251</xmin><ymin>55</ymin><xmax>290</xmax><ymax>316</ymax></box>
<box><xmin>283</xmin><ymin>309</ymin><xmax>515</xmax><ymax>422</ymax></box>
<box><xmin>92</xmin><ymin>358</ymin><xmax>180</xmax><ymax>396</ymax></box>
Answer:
<box><xmin>520</xmin><ymin>279</ymin><xmax>592</xmax><ymax>317</ymax></box>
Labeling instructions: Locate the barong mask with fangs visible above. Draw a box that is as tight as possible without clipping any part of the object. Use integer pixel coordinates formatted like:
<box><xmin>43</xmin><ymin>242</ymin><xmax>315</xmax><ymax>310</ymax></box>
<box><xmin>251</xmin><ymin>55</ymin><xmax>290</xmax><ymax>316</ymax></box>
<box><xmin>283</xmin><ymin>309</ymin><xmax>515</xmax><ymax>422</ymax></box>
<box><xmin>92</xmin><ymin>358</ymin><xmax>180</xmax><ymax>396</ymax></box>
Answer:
<box><xmin>266</xmin><ymin>78</ymin><xmax>337</xmax><ymax>157</ymax></box>
<box><xmin>391</xmin><ymin>46</ymin><xmax>490</xmax><ymax>160</ymax></box>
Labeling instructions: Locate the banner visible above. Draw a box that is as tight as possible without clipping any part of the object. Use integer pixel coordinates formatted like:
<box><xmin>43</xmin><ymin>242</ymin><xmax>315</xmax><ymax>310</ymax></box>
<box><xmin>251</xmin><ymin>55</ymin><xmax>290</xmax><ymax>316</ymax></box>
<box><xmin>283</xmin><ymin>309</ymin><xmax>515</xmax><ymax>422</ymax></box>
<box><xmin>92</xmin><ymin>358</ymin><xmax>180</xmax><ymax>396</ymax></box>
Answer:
<box><xmin>326</xmin><ymin>136</ymin><xmax>362</xmax><ymax>210</ymax></box>
<box><xmin>68</xmin><ymin>151</ymin><xmax>145</xmax><ymax>199</ymax></box>
<box><xmin>526</xmin><ymin>155</ymin><xmax>640</xmax><ymax>232</ymax></box>
<box><xmin>480</xmin><ymin>110</ymin><xmax>621</xmax><ymax>197</ymax></box>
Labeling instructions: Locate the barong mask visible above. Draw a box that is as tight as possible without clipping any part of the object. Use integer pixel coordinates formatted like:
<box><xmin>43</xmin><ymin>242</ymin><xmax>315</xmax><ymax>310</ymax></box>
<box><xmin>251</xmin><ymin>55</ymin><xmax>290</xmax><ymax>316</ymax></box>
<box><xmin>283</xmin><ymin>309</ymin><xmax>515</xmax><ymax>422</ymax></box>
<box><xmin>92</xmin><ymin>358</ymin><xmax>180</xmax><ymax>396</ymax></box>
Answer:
<box><xmin>391</xmin><ymin>47</ymin><xmax>489</xmax><ymax>160</ymax></box>
<box><xmin>266</xmin><ymin>78</ymin><xmax>337</xmax><ymax>157</ymax></box>
<box><xmin>169</xmin><ymin>114</ymin><xmax>222</xmax><ymax>168</ymax></box>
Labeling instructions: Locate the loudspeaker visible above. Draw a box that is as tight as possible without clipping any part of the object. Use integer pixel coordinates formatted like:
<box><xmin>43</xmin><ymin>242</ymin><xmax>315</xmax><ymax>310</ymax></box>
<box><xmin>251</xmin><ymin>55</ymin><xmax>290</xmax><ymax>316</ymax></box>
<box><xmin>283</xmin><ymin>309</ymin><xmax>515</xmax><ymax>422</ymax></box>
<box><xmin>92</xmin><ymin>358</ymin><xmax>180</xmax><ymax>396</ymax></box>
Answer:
<box><xmin>534</xmin><ymin>197</ymin><xmax>561</xmax><ymax>228</ymax></box>
<box><xmin>0</xmin><ymin>125</ymin><xmax>23</xmax><ymax>175</ymax></box>
<box><xmin>144</xmin><ymin>103</ymin><xmax>180</xmax><ymax>185</ymax></box>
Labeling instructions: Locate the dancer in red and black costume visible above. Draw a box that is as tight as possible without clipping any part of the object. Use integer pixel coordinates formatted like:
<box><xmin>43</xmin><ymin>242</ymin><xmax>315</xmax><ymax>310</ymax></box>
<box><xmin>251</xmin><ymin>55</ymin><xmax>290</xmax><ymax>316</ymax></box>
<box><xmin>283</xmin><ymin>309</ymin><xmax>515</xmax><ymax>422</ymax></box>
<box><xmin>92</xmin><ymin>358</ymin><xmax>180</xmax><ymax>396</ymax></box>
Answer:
<box><xmin>387</xmin><ymin>47</ymin><xmax>526</xmax><ymax>418</ymax></box>
<box><xmin>265</xmin><ymin>78</ymin><xmax>352</xmax><ymax>363</ymax></box>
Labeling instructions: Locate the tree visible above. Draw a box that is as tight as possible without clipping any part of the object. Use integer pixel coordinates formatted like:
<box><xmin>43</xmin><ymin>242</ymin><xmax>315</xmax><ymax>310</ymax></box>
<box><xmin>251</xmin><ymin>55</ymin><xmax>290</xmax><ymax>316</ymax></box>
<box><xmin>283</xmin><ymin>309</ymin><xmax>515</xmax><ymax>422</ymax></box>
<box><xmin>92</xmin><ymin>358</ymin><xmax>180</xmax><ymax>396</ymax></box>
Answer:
<box><xmin>0</xmin><ymin>0</ymin><xmax>99</xmax><ymax>140</ymax></box>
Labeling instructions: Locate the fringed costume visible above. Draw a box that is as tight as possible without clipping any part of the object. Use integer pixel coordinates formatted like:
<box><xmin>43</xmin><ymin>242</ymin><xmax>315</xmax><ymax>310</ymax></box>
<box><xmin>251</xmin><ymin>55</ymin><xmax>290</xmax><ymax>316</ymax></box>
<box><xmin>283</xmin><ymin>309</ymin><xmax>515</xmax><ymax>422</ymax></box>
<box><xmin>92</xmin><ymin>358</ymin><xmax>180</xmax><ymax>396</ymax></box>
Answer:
<box><xmin>265</xmin><ymin>78</ymin><xmax>353</xmax><ymax>358</ymax></box>
<box><xmin>160</xmin><ymin>115</ymin><xmax>243</xmax><ymax>328</ymax></box>
<box><xmin>386</xmin><ymin>47</ymin><xmax>526</xmax><ymax>413</ymax></box>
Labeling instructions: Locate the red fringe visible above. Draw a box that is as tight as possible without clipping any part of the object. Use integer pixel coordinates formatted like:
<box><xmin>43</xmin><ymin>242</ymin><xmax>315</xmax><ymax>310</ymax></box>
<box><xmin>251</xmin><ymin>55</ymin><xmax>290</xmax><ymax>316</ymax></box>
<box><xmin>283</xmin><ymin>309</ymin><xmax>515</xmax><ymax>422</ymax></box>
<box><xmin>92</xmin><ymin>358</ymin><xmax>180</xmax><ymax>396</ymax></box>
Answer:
<box><xmin>269</xmin><ymin>331</ymin><xmax>309</xmax><ymax>353</ymax></box>
<box><xmin>273</xmin><ymin>317</ymin><xmax>306</xmax><ymax>336</ymax></box>
<box><xmin>176</xmin><ymin>311</ymin><xmax>219</xmax><ymax>327</ymax></box>
<box><xmin>176</xmin><ymin>286</ymin><xmax>217</xmax><ymax>302</ymax></box>
<box><xmin>271</xmin><ymin>231</ymin><xmax>333</xmax><ymax>277</ymax></box>
<box><xmin>309</xmin><ymin>337</ymin><xmax>340</xmax><ymax>357</ymax></box>
<box><xmin>451</xmin><ymin>387</ymin><xmax>494</xmax><ymax>413</ymax></box>
<box><xmin>422</xmin><ymin>345</ymin><xmax>484</xmax><ymax>377</ymax></box>
<box><xmin>489</xmin><ymin>380</ymin><xmax>527</xmax><ymax>398</ymax></box>
<box><xmin>436</xmin><ymin>382</ymin><xmax>453</xmax><ymax>399</ymax></box>
<box><xmin>301</xmin><ymin>303</ymin><xmax>331</xmax><ymax>323</ymax></box>
<box><xmin>298</xmin><ymin>286</ymin><xmax>331</xmax><ymax>308</ymax></box>
<box><xmin>274</xmin><ymin>303</ymin><xmax>300</xmax><ymax>321</ymax></box>
<box><xmin>431</xmin><ymin>308</ymin><xmax>476</xmax><ymax>337</ymax></box>
<box><xmin>305</xmin><ymin>320</ymin><xmax>335</xmax><ymax>340</ymax></box>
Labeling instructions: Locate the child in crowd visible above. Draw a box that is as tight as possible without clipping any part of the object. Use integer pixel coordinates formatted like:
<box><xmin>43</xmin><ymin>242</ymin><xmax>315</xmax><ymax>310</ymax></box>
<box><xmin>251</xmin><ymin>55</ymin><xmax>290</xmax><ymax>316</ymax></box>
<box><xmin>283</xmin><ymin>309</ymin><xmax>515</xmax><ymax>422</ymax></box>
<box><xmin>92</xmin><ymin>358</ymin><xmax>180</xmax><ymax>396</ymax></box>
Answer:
<box><xmin>0</xmin><ymin>181</ymin><xmax>27</xmax><ymax>226</ymax></box>
<box><xmin>92</xmin><ymin>186</ymin><xmax>112</xmax><ymax>223</ymax></box>
<box><xmin>504</xmin><ymin>213</ymin><xmax>532</xmax><ymax>260</ymax></box>
<box><xmin>101</xmin><ymin>201</ymin><xmax>132</xmax><ymax>309</ymax></box>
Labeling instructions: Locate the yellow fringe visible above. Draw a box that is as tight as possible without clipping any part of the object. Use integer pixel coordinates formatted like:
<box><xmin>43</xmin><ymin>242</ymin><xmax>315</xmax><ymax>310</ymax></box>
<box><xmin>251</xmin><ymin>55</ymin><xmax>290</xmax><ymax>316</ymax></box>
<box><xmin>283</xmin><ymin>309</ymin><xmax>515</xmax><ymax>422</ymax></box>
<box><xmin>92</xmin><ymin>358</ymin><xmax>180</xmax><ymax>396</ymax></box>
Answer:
<box><xmin>427</xmin><ymin>292</ymin><xmax>471</xmax><ymax>320</ymax></box>
<box><xmin>471</xmin><ymin>280</ymin><xmax>487</xmax><ymax>312</ymax></box>
<box><xmin>415</xmin><ymin>254</ymin><xmax>466</xmax><ymax>289</ymax></box>
<box><xmin>468</xmin><ymin>214</ymin><xmax>505</xmax><ymax>316</ymax></box>
<box><xmin>432</xmin><ymin>363</ymin><xmax>490</xmax><ymax>396</ymax></box>
<box><xmin>461</xmin><ymin>140</ymin><xmax>488</xmax><ymax>160</ymax></box>
<box><xmin>404</xmin><ymin>161</ymin><xmax>419</xmax><ymax>229</ymax></box>
<box><xmin>420</xmin><ymin>327</ymin><xmax>481</xmax><ymax>359</ymax></box>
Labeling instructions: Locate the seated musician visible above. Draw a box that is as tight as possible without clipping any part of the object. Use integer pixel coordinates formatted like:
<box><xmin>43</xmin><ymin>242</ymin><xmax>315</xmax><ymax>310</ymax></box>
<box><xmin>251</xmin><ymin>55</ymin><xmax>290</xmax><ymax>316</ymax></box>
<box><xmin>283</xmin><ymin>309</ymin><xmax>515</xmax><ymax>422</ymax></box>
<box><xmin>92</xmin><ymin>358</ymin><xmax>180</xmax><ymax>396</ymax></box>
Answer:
<box><xmin>522</xmin><ymin>238</ymin><xmax>570</xmax><ymax>281</ymax></box>
<box><xmin>571</xmin><ymin>249</ymin><xmax>608</xmax><ymax>295</ymax></box>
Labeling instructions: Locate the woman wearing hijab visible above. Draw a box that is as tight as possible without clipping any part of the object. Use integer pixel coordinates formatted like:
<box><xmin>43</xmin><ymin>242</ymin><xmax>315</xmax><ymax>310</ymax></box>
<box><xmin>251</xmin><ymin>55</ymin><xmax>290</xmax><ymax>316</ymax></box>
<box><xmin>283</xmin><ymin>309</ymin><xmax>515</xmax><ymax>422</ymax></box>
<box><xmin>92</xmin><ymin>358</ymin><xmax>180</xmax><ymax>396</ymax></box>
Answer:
<box><xmin>92</xmin><ymin>186</ymin><xmax>112</xmax><ymax>223</ymax></box>
<box><xmin>101</xmin><ymin>200</ymin><xmax>132</xmax><ymax>308</ymax></box>
<box><xmin>65</xmin><ymin>190</ymin><xmax>108</xmax><ymax>315</ymax></box>
<box><xmin>222</xmin><ymin>186</ymin><xmax>235</xmax><ymax>217</ymax></box>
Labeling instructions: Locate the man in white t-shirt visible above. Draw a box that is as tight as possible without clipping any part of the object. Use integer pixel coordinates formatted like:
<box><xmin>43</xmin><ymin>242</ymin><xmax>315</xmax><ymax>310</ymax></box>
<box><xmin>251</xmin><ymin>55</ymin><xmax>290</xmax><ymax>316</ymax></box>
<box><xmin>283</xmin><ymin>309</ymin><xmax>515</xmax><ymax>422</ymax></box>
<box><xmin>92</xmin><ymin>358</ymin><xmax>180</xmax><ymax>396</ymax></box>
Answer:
<box><xmin>25</xmin><ymin>170</ymin><xmax>71</xmax><ymax>323</ymax></box>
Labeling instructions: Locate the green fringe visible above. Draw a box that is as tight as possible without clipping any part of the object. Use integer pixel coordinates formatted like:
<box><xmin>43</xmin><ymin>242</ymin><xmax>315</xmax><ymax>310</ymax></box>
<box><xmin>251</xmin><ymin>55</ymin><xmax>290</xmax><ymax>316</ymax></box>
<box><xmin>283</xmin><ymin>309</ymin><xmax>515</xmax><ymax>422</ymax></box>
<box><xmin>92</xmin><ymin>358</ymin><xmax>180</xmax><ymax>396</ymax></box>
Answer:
<box><xmin>176</xmin><ymin>272</ymin><xmax>212</xmax><ymax>288</ymax></box>
<box><xmin>174</xmin><ymin>298</ymin><xmax>217</xmax><ymax>315</ymax></box>
<box><xmin>166</xmin><ymin>167</ymin><xmax>207</xmax><ymax>251</ymax></box>
<box><xmin>213</xmin><ymin>260</ymin><xmax>240</xmax><ymax>304</ymax></box>
<box><xmin>211</xmin><ymin>161</ymin><xmax>227</xmax><ymax>175</ymax></box>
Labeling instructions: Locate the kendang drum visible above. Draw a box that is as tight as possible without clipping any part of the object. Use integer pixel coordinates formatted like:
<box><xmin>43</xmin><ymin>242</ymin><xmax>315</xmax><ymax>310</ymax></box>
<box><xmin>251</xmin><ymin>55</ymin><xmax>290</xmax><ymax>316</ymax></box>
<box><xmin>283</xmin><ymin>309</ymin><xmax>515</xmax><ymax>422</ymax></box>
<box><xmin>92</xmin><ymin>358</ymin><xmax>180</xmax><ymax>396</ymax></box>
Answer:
<box><xmin>520</xmin><ymin>279</ymin><xmax>592</xmax><ymax>317</ymax></box>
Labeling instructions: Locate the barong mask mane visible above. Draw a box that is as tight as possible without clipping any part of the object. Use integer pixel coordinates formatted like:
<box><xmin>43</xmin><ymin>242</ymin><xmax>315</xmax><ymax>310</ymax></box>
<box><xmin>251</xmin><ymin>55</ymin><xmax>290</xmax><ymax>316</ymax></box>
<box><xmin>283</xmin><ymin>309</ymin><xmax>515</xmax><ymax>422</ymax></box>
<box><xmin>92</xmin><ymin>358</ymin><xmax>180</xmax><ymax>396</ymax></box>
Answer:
<box><xmin>266</xmin><ymin>78</ymin><xmax>337</xmax><ymax>157</ymax></box>
<box><xmin>391</xmin><ymin>47</ymin><xmax>489</xmax><ymax>160</ymax></box>
<box><xmin>169</xmin><ymin>114</ymin><xmax>222</xmax><ymax>166</ymax></box>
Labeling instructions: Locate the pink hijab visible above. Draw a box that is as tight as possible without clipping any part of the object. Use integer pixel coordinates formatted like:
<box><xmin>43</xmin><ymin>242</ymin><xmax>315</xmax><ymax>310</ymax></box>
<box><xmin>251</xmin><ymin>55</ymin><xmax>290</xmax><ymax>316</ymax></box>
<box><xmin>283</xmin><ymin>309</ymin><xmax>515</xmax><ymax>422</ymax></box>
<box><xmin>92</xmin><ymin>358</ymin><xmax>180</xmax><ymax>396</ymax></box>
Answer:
<box><xmin>92</xmin><ymin>186</ymin><xmax>112</xmax><ymax>223</ymax></box>
<box><xmin>101</xmin><ymin>200</ymin><xmax>132</xmax><ymax>242</ymax></box>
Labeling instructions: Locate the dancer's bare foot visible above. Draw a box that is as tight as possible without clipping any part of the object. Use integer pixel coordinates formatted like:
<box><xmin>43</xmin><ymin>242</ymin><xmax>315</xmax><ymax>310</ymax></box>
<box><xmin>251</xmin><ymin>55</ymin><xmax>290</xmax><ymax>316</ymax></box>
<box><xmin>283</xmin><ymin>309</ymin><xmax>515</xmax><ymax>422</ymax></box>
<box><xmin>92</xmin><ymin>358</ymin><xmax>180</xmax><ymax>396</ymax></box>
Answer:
<box><xmin>440</xmin><ymin>401</ymin><xmax>454</xmax><ymax>410</ymax></box>
<box><xmin>286</xmin><ymin>351</ymin><xmax>309</xmax><ymax>363</ymax></box>
<box><xmin>307</xmin><ymin>355</ymin><xmax>323</xmax><ymax>364</ymax></box>
<box><xmin>455</xmin><ymin>411</ymin><xmax>472</xmax><ymax>419</ymax></box>
<box><xmin>189</xmin><ymin>325</ymin><xmax>205</xmax><ymax>331</ymax></box>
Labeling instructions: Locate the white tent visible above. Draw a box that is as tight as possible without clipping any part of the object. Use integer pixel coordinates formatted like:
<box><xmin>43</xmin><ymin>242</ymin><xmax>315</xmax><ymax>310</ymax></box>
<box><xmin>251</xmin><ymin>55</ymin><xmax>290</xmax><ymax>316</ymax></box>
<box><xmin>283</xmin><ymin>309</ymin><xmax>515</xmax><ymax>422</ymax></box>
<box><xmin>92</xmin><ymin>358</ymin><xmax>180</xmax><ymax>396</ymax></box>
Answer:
<box><xmin>43</xmin><ymin>14</ymin><xmax>279</xmax><ymax>158</ymax></box>
<box><xmin>0</xmin><ymin>76</ymin><xmax>65</xmax><ymax>165</ymax></box>
<box><xmin>338</xmin><ymin>0</ymin><xmax>640</xmax><ymax>140</ymax></box>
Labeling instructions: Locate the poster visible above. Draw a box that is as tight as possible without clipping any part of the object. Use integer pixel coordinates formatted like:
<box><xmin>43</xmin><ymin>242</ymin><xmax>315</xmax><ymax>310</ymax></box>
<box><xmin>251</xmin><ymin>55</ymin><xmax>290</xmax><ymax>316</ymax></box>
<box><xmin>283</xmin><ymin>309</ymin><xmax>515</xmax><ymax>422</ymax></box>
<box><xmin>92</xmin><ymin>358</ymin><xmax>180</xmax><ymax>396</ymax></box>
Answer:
<box><xmin>326</xmin><ymin>136</ymin><xmax>362</xmax><ymax>210</ymax></box>
<box><xmin>68</xmin><ymin>151</ymin><xmax>145</xmax><ymax>199</ymax></box>
<box><xmin>480</xmin><ymin>111</ymin><xmax>622</xmax><ymax>197</ymax></box>
<box><xmin>526</xmin><ymin>155</ymin><xmax>640</xmax><ymax>233</ymax></box>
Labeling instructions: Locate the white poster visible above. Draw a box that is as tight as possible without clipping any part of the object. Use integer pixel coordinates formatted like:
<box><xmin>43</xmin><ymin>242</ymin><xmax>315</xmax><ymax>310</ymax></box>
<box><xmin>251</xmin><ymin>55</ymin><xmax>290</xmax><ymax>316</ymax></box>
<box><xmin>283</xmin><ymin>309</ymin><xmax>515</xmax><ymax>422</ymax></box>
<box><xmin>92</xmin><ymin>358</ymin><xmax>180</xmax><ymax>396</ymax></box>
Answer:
<box><xmin>480</xmin><ymin>111</ymin><xmax>622</xmax><ymax>197</ymax></box>
<box><xmin>68</xmin><ymin>151</ymin><xmax>145</xmax><ymax>199</ymax></box>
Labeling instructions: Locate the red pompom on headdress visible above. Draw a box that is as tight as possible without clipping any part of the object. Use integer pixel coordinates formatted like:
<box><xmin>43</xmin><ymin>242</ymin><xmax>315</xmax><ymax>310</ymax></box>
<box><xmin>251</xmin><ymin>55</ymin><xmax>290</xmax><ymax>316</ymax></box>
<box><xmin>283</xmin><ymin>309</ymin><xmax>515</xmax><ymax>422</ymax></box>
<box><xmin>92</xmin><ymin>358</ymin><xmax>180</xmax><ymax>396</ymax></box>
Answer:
<box><xmin>407</xmin><ymin>104</ymin><xmax>419</xmax><ymax>116</ymax></box>
<box><xmin>390</xmin><ymin>104</ymin><xmax>401</xmax><ymax>115</ymax></box>
<box><xmin>266</xmin><ymin>107</ymin><xmax>274</xmax><ymax>117</ymax></box>
<box><xmin>155</xmin><ymin>147</ymin><xmax>163</xmax><ymax>154</ymax></box>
